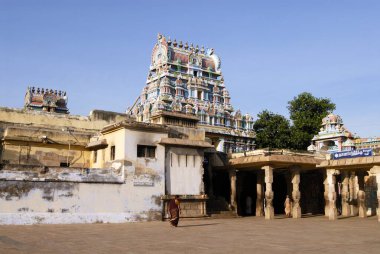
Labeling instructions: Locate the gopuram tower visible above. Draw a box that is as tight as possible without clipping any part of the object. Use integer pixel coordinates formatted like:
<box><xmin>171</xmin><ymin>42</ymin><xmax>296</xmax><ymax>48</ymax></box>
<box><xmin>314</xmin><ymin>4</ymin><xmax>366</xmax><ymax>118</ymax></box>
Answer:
<box><xmin>129</xmin><ymin>34</ymin><xmax>255</xmax><ymax>153</ymax></box>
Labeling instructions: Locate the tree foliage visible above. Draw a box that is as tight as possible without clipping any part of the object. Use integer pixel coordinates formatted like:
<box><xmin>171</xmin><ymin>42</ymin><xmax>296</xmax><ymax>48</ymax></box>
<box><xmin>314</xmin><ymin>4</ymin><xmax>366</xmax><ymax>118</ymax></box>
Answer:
<box><xmin>253</xmin><ymin>110</ymin><xmax>291</xmax><ymax>149</ymax></box>
<box><xmin>287</xmin><ymin>92</ymin><xmax>336</xmax><ymax>150</ymax></box>
<box><xmin>253</xmin><ymin>92</ymin><xmax>336</xmax><ymax>151</ymax></box>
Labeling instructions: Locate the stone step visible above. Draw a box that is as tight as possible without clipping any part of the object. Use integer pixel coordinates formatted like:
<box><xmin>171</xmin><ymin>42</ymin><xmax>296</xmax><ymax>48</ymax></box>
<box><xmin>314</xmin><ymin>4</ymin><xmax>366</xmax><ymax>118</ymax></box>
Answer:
<box><xmin>210</xmin><ymin>211</ymin><xmax>238</xmax><ymax>218</ymax></box>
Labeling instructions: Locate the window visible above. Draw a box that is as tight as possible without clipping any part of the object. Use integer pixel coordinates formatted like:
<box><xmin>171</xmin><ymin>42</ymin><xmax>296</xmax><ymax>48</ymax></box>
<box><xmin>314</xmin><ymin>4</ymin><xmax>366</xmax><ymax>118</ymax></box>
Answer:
<box><xmin>137</xmin><ymin>145</ymin><xmax>156</xmax><ymax>158</ymax></box>
<box><xmin>60</xmin><ymin>162</ymin><xmax>70</xmax><ymax>167</ymax></box>
<box><xmin>93</xmin><ymin>150</ymin><xmax>97</xmax><ymax>163</ymax></box>
<box><xmin>110</xmin><ymin>146</ymin><xmax>115</xmax><ymax>160</ymax></box>
<box><xmin>193</xmin><ymin>70</ymin><xmax>198</xmax><ymax>76</ymax></box>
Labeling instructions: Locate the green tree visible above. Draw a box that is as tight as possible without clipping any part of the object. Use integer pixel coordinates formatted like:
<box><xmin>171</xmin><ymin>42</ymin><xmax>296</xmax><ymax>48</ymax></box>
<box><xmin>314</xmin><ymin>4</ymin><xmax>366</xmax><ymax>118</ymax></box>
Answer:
<box><xmin>253</xmin><ymin>110</ymin><xmax>291</xmax><ymax>149</ymax></box>
<box><xmin>288</xmin><ymin>92</ymin><xmax>336</xmax><ymax>150</ymax></box>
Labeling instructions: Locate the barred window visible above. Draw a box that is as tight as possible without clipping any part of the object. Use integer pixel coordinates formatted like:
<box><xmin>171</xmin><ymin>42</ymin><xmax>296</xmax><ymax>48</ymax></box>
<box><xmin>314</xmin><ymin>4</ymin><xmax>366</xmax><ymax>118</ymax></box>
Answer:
<box><xmin>93</xmin><ymin>150</ymin><xmax>97</xmax><ymax>163</ymax></box>
<box><xmin>110</xmin><ymin>146</ymin><xmax>115</xmax><ymax>160</ymax></box>
<box><xmin>137</xmin><ymin>145</ymin><xmax>156</xmax><ymax>158</ymax></box>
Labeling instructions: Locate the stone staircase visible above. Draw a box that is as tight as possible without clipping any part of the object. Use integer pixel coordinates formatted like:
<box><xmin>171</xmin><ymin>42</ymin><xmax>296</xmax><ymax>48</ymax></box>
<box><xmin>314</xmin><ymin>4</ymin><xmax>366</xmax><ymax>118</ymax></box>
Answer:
<box><xmin>207</xmin><ymin>195</ymin><xmax>238</xmax><ymax>219</ymax></box>
<box><xmin>210</xmin><ymin>210</ymin><xmax>238</xmax><ymax>219</ymax></box>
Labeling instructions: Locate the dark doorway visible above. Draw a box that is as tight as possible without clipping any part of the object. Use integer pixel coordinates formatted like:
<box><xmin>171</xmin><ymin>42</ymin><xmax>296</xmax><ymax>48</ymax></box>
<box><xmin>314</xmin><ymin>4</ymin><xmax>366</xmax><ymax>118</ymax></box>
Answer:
<box><xmin>236</xmin><ymin>171</ymin><xmax>257</xmax><ymax>216</ymax></box>
<box><xmin>300</xmin><ymin>171</ymin><xmax>324</xmax><ymax>214</ymax></box>
<box><xmin>212</xmin><ymin>171</ymin><xmax>230</xmax><ymax>204</ymax></box>
<box><xmin>272</xmin><ymin>173</ymin><xmax>288</xmax><ymax>214</ymax></box>
<box><xmin>202</xmin><ymin>155</ymin><xmax>210</xmax><ymax>196</ymax></box>
<box><xmin>365</xmin><ymin>175</ymin><xmax>378</xmax><ymax>216</ymax></box>
<box><xmin>335</xmin><ymin>174</ymin><xmax>342</xmax><ymax>215</ymax></box>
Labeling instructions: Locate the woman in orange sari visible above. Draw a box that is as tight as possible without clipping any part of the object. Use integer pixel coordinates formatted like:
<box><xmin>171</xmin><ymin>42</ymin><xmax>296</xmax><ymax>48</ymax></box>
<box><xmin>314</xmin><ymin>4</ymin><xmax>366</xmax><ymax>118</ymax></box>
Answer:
<box><xmin>168</xmin><ymin>195</ymin><xmax>181</xmax><ymax>227</ymax></box>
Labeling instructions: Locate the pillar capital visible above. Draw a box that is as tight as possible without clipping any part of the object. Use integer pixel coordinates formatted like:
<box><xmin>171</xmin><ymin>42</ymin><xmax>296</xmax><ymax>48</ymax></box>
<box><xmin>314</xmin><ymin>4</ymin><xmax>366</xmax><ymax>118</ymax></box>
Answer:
<box><xmin>228</xmin><ymin>168</ymin><xmax>237</xmax><ymax>176</ymax></box>
<box><xmin>291</xmin><ymin>170</ymin><xmax>300</xmax><ymax>184</ymax></box>
<box><xmin>262</xmin><ymin>165</ymin><xmax>274</xmax><ymax>184</ymax></box>
<box><xmin>327</xmin><ymin>169</ymin><xmax>340</xmax><ymax>176</ymax></box>
<box><xmin>261</xmin><ymin>165</ymin><xmax>274</xmax><ymax>171</ymax></box>
<box><xmin>370</xmin><ymin>165</ymin><xmax>380</xmax><ymax>175</ymax></box>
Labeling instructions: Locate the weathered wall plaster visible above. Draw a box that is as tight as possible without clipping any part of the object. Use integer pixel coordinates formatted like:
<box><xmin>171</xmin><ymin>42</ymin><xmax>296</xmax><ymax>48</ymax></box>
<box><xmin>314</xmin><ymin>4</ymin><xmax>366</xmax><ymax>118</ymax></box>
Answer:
<box><xmin>0</xmin><ymin>164</ymin><xmax>164</xmax><ymax>225</ymax></box>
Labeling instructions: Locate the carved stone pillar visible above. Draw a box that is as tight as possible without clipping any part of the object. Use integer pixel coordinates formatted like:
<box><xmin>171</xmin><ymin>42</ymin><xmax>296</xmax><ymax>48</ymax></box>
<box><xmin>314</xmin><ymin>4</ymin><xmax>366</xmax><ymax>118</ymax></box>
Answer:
<box><xmin>323</xmin><ymin>172</ymin><xmax>329</xmax><ymax>217</ymax></box>
<box><xmin>263</xmin><ymin>165</ymin><xmax>274</xmax><ymax>220</ymax></box>
<box><xmin>341</xmin><ymin>171</ymin><xmax>350</xmax><ymax>217</ymax></box>
<box><xmin>374</xmin><ymin>167</ymin><xmax>380</xmax><ymax>222</ymax></box>
<box><xmin>327</xmin><ymin>169</ymin><xmax>338</xmax><ymax>220</ymax></box>
<box><xmin>349</xmin><ymin>171</ymin><xmax>359</xmax><ymax>216</ymax></box>
<box><xmin>229</xmin><ymin>169</ymin><xmax>237</xmax><ymax>213</ymax></box>
<box><xmin>256</xmin><ymin>171</ymin><xmax>264</xmax><ymax>216</ymax></box>
<box><xmin>291</xmin><ymin>170</ymin><xmax>301</xmax><ymax>219</ymax></box>
<box><xmin>357</xmin><ymin>171</ymin><xmax>367</xmax><ymax>218</ymax></box>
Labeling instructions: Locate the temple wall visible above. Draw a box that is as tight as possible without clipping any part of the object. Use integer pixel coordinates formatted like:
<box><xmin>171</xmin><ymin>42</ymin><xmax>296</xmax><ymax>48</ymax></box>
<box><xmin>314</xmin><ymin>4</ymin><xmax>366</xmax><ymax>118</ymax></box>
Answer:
<box><xmin>0</xmin><ymin>107</ymin><xmax>129</xmax><ymax>131</ymax></box>
<box><xmin>1</xmin><ymin>125</ymin><xmax>92</xmax><ymax>167</ymax></box>
<box><xmin>0</xmin><ymin>164</ymin><xmax>165</xmax><ymax>225</ymax></box>
<box><xmin>165</xmin><ymin>147</ymin><xmax>204</xmax><ymax>195</ymax></box>
<box><xmin>1</xmin><ymin>143</ymin><xmax>91</xmax><ymax>168</ymax></box>
<box><xmin>168</xmin><ymin>126</ymin><xmax>205</xmax><ymax>141</ymax></box>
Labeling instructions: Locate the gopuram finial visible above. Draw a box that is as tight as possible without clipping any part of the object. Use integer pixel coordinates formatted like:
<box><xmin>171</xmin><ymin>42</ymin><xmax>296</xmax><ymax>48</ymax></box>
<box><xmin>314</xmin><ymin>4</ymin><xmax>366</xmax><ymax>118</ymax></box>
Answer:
<box><xmin>179</xmin><ymin>41</ymin><xmax>183</xmax><ymax>48</ymax></box>
<box><xmin>184</xmin><ymin>42</ymin><xmax>189</xmax><ymax>50</ymax></box>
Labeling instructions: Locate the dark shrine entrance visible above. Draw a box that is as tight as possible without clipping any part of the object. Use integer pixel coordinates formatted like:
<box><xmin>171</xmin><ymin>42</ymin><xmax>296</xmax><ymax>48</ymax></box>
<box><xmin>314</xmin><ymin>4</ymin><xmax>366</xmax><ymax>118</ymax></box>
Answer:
<box><xmin>300</xmin><ymin>170</ymin><xmax>324</xmax><ymax>215</ymax></box>
<box><xmin>210</xmin><ymin>170</ymin><xmax>231</xmax><ymax>213</ymax></box>
<box><xmin>272</xmin><ymin>172</ymin><xmax>288</xmax><ymax>215</ymax></box>
<box><xmin>236</xmin><ymin>171</ymin><xmax>257</xmax><ymax>216</ymax></box>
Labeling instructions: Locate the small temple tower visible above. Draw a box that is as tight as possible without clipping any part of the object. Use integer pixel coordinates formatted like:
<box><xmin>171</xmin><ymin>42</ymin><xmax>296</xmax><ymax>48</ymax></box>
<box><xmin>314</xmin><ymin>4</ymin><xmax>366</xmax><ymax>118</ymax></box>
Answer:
<box><xmin>308</xmin><ymin>113</ymin><xmax>355</xmax><ymax>153</ymax></box>
<box><xmin>129</xmin><ymin>34</ymin><xmax>255</xmax><ymax>153</ymax></box>
<box><xmin>24</xmin><ymin>87</ymin><xmax>69</xmax><ymax>114</ymax></box>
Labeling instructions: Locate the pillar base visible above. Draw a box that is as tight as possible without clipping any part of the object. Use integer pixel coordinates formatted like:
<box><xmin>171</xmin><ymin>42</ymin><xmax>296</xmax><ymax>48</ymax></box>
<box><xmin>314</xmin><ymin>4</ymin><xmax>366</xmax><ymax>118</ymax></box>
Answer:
<box><xmin>341</xmin><ymin>201</ymin><xmax>350</xmax><ymax>217</ymax></box>
<box><xmin>265</xmin><ymin>207</ymin><xmax>274</xmax><ymax>220</ymax></box>
<box><xmin>329</xmin><ymin>208</ymin><xmax>338</xmax><ymax>220</ymax></box>
<box><xmin>292</xmin><ymin>206</ymin><xmax>302</xmax><ymax>219</ymax></box>
<box><xmin>324</xmin><ymin>202</ymin><xmax>329</xmax><ymax>217</ymax></box>
<box><xmin>255</xmin><ymin>204</ymin><xmax>264</xmax><ymax>217</ymax></box>
<box><xmin>358</xmin><ymin>208</ymin><xmax>367</xmax><ymax>218</ymax></box>
<box><xmin>358</xmin><ymin>190</ymin><xmax>367</xmax><ymax>218</ymax></box>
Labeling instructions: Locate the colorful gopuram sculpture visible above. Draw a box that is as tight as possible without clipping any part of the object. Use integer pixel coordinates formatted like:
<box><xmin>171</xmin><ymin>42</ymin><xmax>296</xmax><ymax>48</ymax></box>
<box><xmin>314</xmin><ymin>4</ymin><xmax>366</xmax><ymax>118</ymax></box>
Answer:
<box><xmin>24</xmin><ymin>86</ymin><xmax>69</xmax><ymax>114</ymax></box>
<box><xmin>129</xmin><ymin>34</ymin><xmax>255</xmax><ymax>153</ymax></box>
<box><xmin>309</xmin><ymin>113</ymin><xmax>355</xmax><ymax>152</ymax></box>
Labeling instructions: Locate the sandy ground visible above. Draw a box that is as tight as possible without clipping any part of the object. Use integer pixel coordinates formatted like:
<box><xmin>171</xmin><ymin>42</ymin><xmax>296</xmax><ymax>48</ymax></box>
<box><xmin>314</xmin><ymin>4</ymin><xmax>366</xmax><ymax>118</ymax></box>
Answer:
<box><xmin>0</xmin><ymin>215</ymin><xmax>379</xmax><ymax>254</ymax></box>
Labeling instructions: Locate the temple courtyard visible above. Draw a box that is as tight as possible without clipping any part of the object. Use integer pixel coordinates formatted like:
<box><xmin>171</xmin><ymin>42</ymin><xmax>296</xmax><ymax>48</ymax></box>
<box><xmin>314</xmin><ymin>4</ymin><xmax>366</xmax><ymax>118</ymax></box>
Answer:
<box><xmin>0</xmin><ymin>216</ymin><xmax>379</xmax><ymax>254</ymax></box>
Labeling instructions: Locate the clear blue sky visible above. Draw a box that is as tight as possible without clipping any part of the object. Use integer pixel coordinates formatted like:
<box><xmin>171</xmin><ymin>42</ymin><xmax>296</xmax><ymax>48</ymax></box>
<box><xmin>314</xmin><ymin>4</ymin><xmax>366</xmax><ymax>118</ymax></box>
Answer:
<box><xmin>1</xmin><ymin>0</ymin><xmax>379</xmax><ymax>137</ymax></box>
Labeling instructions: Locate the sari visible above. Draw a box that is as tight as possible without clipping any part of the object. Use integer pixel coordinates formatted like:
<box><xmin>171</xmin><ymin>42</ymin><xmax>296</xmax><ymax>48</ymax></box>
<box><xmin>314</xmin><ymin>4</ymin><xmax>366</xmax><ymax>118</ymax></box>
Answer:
<box><xmin>168</xmin><ymin>198</ymin><xmax>180</xmax><ymax>227</ymax></box>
